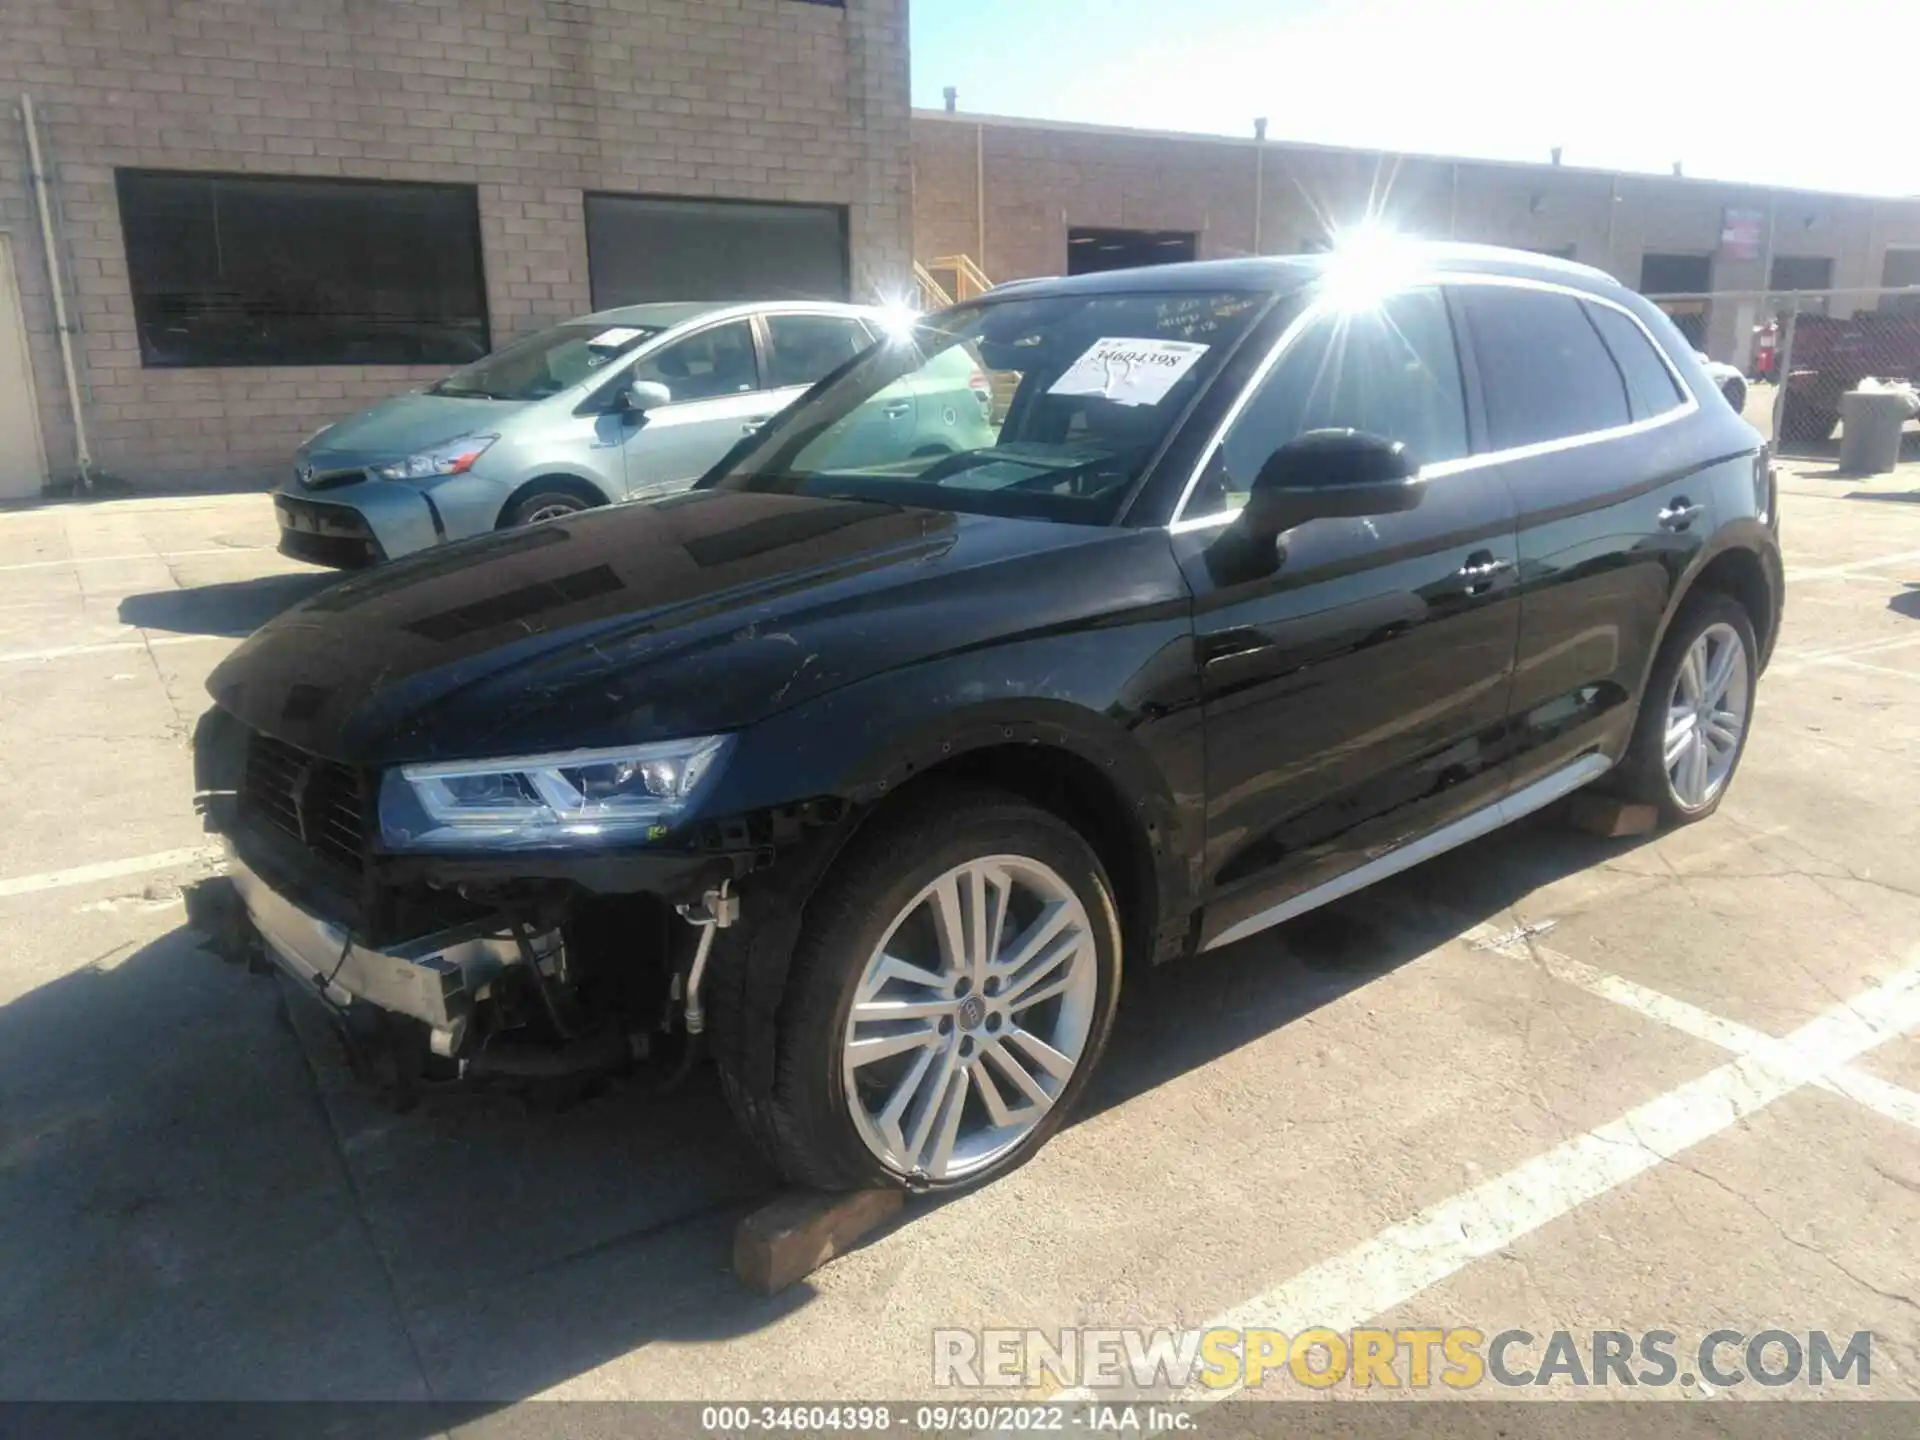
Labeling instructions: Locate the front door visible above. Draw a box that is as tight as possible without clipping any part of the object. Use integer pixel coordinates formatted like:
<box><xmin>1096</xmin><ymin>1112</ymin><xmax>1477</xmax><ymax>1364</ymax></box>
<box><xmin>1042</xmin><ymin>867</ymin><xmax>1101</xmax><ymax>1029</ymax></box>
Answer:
<box><xmin>620</xmin><ymin>318</ymin><xmax>772</xmax><ymax>499</ymax></box>
<box><xmin>0</xmin><ymin>235</ymin><xmax>48</xmax><ymax>500</ymax></box>
<box><xmin>1171</xmin><ymin>285</ymin><xmax>1521</xmax><ymax>950</ymax></box>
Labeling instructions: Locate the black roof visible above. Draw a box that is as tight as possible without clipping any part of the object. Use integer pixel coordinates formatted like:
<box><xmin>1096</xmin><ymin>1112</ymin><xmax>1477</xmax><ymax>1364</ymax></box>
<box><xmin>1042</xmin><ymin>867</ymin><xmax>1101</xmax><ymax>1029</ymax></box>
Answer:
<box><xmin>982</xmin><ymin>242</ymin><xmax>1627</xmax><ymax>303</ymax></box>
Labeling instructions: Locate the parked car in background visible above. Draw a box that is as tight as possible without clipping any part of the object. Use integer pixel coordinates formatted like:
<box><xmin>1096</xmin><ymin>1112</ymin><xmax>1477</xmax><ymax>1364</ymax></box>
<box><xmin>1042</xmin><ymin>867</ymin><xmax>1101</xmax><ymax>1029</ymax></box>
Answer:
<box><xmin>274</xmin><ymin>301</ymin><xmax>996</xmax><ymax>567</ymax></box>
<box><xmin>1697</xmin><ymin>351</ymin><xmax>1748</xmax><ymax>413</ymax></box>
<box><xmin>199</xmin><ymin>244</ymin><xmax>1780</xmax><ymax>1194</ymax></box>
<box><xmin>1773</xmin><ymin>310</ymin><xmax>1920</xmax><ymax>443</ymax></box>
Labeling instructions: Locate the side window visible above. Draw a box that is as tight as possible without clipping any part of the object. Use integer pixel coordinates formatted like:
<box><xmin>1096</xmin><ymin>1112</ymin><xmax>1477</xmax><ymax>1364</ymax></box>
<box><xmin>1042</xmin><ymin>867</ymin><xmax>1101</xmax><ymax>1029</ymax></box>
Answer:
<box><xmin>1195</xmin><ymin>287</ymin><xmax>1469</xmax><ymax>518</ymax></box>
<box><xmin>1584</xmin><ymin>301</ymin><xmax>1687</xmax><ymax>420</ymax></box>
<box><xmin>629</xmin><ymin>320</ymin><xmax>759</xmax><ymax>402</ymax></box>
<box><xmin>1455</xmin><ymin>286</ymin><xmax>1630</xmax><ymax>449</ymax></box>
<box><xmin>764</xmin><ymin>314</ymin><xmax>873</xmax><ymax>389</ymax></box>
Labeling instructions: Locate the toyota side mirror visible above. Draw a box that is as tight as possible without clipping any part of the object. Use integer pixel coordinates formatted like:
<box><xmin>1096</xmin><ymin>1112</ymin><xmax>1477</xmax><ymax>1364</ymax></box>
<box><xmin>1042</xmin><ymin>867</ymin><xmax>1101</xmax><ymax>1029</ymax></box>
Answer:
<box><xmin>625</xmin><ymin>380</ymin><xmax>673</xmax><ymax>414</ymax></box>
<box><xmin>1237</xmin><ymin>428</ymin><xmax>1424</xmax><ymax>539</ymax></box>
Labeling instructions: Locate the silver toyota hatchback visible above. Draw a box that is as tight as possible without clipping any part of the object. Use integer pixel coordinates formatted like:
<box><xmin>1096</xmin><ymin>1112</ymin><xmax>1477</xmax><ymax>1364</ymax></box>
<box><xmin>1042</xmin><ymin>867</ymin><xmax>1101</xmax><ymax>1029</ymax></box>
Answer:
<box><xmin>274</xmin><ymin>301</ymin><xmax>995</xmax><ymax>566</ymax></box>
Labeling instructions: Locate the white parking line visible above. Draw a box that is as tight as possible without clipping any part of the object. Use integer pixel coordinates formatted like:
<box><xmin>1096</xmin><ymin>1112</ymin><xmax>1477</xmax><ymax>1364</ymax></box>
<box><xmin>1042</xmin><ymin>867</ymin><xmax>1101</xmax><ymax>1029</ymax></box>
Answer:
<box><xmin>0</xmin><ymin>633</ymin><xmax>229</xmax><ymax>665</ymax></box>
<box><xmin>1767</xmin><ymin>631</ymin><xmax>1920</xmax><ymax>676</ymax></box>
<box><xmin>1469</xmin><ymin>921</ymin><xmax>1920</xmax><ymax>1135</ymax></box>
<box><xmin>1145</xmin><ymin>953</ymin><xmax>1920</xmax><ymax>1402</ymax></box>
<box><xmin>0</xmin><ymin>546</ymin><xmax>270</xmax><ymax>575</ymax></box>
<box><xmin>0</xmin><ymin>845</ymin><xmax>224</xmax><ymax>900</ymax></box>
<box><xmin>1822</xmin><ymin>655</ymin><xmax>1920</xmax><ymax>685</ymax></box>
<box><xmin>1783</xmin><ymin>547</ymin><xmax>1920</xmax><ymax>584</ymax></box>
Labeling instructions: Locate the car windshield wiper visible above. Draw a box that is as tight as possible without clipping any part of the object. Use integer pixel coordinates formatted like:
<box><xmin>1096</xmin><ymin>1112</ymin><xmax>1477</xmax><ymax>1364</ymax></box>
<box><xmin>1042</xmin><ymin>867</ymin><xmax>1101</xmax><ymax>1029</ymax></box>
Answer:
<box><xmin>432</xmin><ymin>384</ymin><xmax>509</xmax><ymax>400</ymax></box>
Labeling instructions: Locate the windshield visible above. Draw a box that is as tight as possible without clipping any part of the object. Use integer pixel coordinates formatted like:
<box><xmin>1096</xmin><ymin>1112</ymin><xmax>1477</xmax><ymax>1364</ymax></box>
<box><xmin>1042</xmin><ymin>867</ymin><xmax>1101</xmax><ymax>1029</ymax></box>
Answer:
<box><xmin>430</xmin><ymin>321</ymin><xmax>664</xmax><ymax>401</ymax></box>
<box><xmin>705</xmin><ymin>291</ymin><xmax>1268</xmax><ymax>525</ymax></box>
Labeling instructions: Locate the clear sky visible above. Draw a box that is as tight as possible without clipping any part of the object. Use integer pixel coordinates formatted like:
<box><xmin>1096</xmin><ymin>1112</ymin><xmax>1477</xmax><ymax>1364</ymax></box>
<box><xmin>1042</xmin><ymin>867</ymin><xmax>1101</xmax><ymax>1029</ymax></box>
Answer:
<box><xmin>908</xmin><ymin>0</ymin><xmax>1919</xmax><ymax>198</ymax></box>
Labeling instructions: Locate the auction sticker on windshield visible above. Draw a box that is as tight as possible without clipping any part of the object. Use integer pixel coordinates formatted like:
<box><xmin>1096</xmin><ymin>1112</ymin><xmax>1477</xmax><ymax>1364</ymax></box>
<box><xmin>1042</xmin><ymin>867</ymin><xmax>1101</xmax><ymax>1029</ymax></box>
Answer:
<box><xmin>1049</xmin><ymin>337</ymin><xmax>1209</xmax><ymax>407</ymax></box>
<box><xmin>588</xmin><ymin>326</ymin><xmax>647</xmax><ymax>349</ymax></box>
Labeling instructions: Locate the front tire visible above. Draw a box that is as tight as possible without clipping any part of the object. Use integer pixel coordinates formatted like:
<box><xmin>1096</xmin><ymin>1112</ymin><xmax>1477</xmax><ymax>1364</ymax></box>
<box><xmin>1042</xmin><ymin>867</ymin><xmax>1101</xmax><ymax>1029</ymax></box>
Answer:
<box><xmin>503</xmin><ymin>485</ymin><xmax>597</xmax><ymax>528</ymax></box>
<box><xmin>722</xmin><ymin>787</ymin><xmax>1123</xmax><ymax>1193</ymax></box>
<box><xmin>1614</xmin><ymin>592</ymin><xmax>1758</xmax><ymax>825</ymax></box>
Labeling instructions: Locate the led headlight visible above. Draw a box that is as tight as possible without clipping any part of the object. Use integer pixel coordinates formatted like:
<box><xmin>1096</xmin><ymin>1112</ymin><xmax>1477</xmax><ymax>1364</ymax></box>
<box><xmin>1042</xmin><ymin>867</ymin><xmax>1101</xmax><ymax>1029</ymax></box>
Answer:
<box><xmin>378</xmin><ymin>735</ymin><xmax>731</xmax><ymax>851</ymax></box>
<box><xmin>370</xmin><ymin>433</ymin><xmax>497</xmax><ymax>483</ymax></box>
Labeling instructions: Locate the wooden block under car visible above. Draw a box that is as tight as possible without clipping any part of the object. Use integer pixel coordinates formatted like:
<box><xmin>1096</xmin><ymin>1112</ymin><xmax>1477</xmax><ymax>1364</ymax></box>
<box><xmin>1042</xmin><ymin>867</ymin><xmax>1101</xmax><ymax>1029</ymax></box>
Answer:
<box><xmin>1561</xmin><ymin>793</ymin><xmax>1659</xmax><ymax>838</ymax></box>
<box><xmin>734</xmin><ymin>1187</ymin><xmax>904</xmax><ymax>1295</ymax></box>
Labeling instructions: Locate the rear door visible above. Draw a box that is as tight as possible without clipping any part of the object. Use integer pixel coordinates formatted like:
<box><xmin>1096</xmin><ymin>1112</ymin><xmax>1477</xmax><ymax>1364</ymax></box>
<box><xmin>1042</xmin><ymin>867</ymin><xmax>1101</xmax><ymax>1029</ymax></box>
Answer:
<box><xmin>1172</xmin><ymin>285</ymin><xmax>1522</xmax><ymax>949</ymax></box>
<box><xmin>1450</xmin><ymin>280</ymin><xmax>1702</xmax><ymax>795</ymax></box>
<box><xmin>756</xmin><ymin>311</ymin><xmax>898</xmax><ymax>464</ymax></box>
<box><xmin>619</xmin><ymin>318</ymin><xmax>769</xmax><ymax>499</ymax></box>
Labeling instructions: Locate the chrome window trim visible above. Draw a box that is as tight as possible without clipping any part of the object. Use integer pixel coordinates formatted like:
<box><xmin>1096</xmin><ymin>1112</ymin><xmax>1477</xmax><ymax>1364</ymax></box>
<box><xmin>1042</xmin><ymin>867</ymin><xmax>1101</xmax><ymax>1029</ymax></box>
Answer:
<box><xmin>1166</xmin><ymin>271</ymin><xmax>1701</xmax><ymax>535</ymax></box>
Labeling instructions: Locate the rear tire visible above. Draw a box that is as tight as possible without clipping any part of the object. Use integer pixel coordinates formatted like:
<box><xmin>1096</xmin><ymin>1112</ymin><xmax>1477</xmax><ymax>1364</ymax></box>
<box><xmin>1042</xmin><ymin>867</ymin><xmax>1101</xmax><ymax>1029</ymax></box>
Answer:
<box><xmin>1612</xmin><ymin>591</ymin><xmax>1758</xmax><ymax>826</ymax></box>
<box><xmin>1720</xmin><ymin>376</ymin><xmax>1747</xmax><ymax>414</ymax></box>
<box><xmin>719</xmin><ymin>786</ymin><xmax>1123</xmax><ymax>1193</ymax></box>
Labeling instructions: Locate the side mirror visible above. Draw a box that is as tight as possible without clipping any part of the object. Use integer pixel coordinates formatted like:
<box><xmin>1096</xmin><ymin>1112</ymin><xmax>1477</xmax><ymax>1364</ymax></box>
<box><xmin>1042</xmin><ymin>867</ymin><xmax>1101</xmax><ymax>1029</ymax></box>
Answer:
<box><xmin>624</xmin><ymin>380</ymin><xmax>673</xmax><ymax>414</ymax></box>
<box><xmin>1238</xmin><ymin>428</ymin><xmax>1423</xmax><ymax>538</ymax></box>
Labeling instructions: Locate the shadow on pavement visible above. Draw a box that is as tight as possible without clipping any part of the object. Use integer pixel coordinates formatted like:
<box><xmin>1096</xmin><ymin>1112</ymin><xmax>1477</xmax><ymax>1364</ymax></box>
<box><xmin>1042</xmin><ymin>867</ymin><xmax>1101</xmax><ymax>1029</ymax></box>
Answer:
<box><xmin>117</xmin><ymin>573</ymin><xmax>337</xmax><ymax>638</ymax></box>
<box><xmin>1084</xmin><ymin>811</ymin><xmax>1640</xmax><ymax>1126</ymax></box>
<box><xmin>0</xmin><ymin>811</ymin><xmax>1650</xmax><ymax>1423</ymax></box>
<box><xmin>1890</xmin><ymin>584</ymin><xmax>1920</xmax><ymax>620</ymax></box>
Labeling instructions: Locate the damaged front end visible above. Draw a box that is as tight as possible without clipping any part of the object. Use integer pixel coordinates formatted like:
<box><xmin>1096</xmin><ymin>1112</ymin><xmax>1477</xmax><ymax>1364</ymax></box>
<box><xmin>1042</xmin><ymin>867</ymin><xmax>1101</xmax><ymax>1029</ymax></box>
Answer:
<box><xmin>190</xmin><ymin>706</ymin><xmax>819</xmax><ymax>1099</ymax></box>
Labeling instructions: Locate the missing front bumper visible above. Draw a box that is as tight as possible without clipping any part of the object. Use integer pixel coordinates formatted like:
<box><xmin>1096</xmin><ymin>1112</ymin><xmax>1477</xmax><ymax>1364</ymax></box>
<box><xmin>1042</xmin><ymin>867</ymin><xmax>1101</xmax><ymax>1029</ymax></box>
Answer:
<box><xmin>224</xmin><ymin>844</ymin><xmax>559</xmax><ymax>1052</ymax></box>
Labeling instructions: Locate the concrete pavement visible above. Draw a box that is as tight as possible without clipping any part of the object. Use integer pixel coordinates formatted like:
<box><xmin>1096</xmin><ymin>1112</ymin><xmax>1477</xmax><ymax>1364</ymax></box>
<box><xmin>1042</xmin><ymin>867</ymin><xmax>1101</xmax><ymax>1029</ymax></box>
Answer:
<box><xmin>1</xmin><ymin>471</ymin><xmax>1918</xmax><ymax>1421</ymax></box>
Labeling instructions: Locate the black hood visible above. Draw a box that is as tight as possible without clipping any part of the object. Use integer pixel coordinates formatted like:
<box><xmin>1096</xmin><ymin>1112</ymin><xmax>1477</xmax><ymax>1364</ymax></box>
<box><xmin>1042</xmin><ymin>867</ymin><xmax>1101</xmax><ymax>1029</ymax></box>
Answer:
<box><xmin>209</xmin><ymin>489</ymin><xmax>1150</xmax><ymax>765</ymax></box>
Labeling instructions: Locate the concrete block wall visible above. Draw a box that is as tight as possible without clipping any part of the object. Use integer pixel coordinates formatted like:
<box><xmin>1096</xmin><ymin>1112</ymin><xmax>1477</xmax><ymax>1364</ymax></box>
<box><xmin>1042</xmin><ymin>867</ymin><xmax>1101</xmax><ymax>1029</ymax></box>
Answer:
<box><xmin>914</xmin><ymin>112</ymin><xmax>1920</xmax><ymax>367</ymax></box>
<box><xmin>1</xmin><ymin>0</ymin><xmax>911</xmax><ymax>491</ymax></box>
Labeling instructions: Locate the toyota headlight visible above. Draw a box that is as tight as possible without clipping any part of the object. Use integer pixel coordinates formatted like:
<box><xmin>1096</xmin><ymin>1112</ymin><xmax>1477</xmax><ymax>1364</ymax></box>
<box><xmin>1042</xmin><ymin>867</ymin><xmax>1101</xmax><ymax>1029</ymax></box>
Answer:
<box><xmin>378</xmin><ymin>736</ymin><xmax>731</xmax><ymax>851</ymax></box>
<box><xmin>370</xmin><ymin>433</ymin><xmax>498</xmax><ymax>483</ymax></box>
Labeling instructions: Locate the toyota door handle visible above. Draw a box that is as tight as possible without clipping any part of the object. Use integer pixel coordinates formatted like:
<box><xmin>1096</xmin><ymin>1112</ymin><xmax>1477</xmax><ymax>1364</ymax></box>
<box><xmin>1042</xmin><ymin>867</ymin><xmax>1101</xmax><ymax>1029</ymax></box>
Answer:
<box><xmin>1659</xmin><ymin>498</ymin><xmax>1705</xmax><ymax>531</ymax></box>
<box><xmin>882</xmin><ymin>401</ymin><xmax>913</xmax><ymax>419</ymax></box>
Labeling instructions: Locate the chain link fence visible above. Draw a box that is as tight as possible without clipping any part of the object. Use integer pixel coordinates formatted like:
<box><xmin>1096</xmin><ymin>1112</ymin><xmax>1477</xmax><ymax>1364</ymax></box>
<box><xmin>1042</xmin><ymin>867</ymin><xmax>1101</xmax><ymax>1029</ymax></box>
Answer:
<box><xmin>1645</xmin><ymin>286</ymin><xmax>1920</xmax><ymax>461</ymax></box>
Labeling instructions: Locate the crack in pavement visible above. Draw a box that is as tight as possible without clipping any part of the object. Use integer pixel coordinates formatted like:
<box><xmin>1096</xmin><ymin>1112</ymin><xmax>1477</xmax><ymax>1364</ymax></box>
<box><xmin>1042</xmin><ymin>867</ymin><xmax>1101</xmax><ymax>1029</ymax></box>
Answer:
<box><xmin>276</xmin><ymin>982</ymin><xmax>442</xmax><ymax>1401</ymax></box>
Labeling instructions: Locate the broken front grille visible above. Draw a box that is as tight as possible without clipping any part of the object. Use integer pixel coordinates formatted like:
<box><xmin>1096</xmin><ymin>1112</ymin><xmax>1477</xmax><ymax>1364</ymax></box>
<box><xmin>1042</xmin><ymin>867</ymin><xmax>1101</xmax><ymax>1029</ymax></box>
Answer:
<box><xmin>241</xmin><ymin>731</ymin><xmax>368</xmax><ymax>874</ymax></box>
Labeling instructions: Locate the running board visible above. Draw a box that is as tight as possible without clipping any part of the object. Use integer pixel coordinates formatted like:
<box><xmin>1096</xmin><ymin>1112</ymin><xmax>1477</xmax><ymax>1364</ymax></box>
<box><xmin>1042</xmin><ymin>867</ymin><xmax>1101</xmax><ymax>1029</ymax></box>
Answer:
<box><xmin>1203</xmin><ymin>754</ymin><xmax>1615</xmax><ymax>952</ymax></box>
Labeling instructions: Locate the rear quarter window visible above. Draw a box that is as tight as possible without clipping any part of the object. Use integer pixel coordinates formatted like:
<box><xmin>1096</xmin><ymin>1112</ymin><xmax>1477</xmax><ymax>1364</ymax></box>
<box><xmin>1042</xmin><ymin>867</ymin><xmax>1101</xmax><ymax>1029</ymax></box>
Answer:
<box><xmin>1454</xmin><ymin>285</ymin><xmax>1631</xmax><ymax>449</ymax></box>
<box><xmin>1585</xmin><ymin>301</ymin><xmax>1688</xmax><ymax>420</ymax></box>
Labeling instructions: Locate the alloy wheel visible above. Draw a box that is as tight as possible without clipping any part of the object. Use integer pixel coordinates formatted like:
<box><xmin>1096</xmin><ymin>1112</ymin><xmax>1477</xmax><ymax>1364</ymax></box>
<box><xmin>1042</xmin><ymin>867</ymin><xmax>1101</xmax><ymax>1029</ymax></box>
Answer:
<box><xmin>841</xmin><ymin>855</ymin><xmax>1098</xmax><ymax>1183</ymax></box>
<box><xmin>1663</xmin><ymin>621</ymin><xmax>1750</xmax><ymax>811</ymax></box>
<box><xmin>521</xmin><ymin>499</ymin><xmax>584</xmax><ymax>525</ymax></box>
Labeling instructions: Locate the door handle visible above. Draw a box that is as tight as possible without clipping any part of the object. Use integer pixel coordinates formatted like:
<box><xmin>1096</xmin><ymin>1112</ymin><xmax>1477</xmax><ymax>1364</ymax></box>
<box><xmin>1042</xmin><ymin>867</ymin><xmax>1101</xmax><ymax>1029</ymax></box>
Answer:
<box><xmin>1454</xmin><ymin>551</ymin><xmax>1514</xmax><ymax>595</ymax></box>
<box><xmin>882</xmin><ymin>401</ymin><xmax>913</xmax><ymax>419</ymax></box>
<box><xmin>1659</xmin><ymin>497</ymin><xmax>1705</xmax><ymax>531</ymax></box>
<box><xmin>740</xmin><ymin>416</ymin><xmax>772</xmax><ymax>434</ymax></box>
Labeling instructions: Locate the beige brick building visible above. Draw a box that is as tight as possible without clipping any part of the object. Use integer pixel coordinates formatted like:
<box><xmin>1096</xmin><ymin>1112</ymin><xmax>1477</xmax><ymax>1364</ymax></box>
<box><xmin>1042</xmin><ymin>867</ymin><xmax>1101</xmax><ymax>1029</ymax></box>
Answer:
<box><xmin>913</xmin><ymin>110</ymin><xmax>1920</xmax><ymax>374</ymax></box>
<box><xmin>0</xmin><ymin>0</ymin><xmax>910</xmax><ymax>495</ymax></box>
<box><xmin>7</xmin><ymin>3</ymin><xmax>1920</xmax><ymax>499</ymax></box>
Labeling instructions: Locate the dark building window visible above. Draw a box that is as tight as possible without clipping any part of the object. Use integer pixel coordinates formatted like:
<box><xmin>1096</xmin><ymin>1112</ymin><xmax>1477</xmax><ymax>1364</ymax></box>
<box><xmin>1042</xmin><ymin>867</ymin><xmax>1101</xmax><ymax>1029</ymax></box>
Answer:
<box><xmin>1770</xmin><ymin>254</ymin><xmax>1834</xmax><ymax>292</ymax></box>
<box><xmin>1067</xmin><ymin>228</ymin><xmax>1198</xmax><ymax>275</ymax></box>
<box><xmin>585</xmin><ymin>194</ymin><xmax>849</xmax><ymax>308</ymax></box>
<box><xmin>1639</xmin><ymin>252</ymin><xmax>1713</xmax><ymax>296</ymax></box>
<box><xmin>1883</xmin><ymin>249</ymin><xmax>1920</xmax><ymax>314</ymax></box>
<box><xmin>1639</xmin><ymin>253</ymin><xmax>1714</xmax><ymax>348</ymax></box>
<box><xmin>116</xmin><ymin>169</ymin><xmax>489</xmax><ymax>369</ymax></box>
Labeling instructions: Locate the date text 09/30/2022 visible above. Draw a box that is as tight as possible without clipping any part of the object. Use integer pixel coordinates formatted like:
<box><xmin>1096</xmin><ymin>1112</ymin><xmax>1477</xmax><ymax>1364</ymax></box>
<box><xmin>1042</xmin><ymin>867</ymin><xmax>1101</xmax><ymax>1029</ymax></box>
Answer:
<box><xmin>699</xmin><ymin>1405</ymin><xmax>1193</xmax><ymax>1434</ymax></box>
